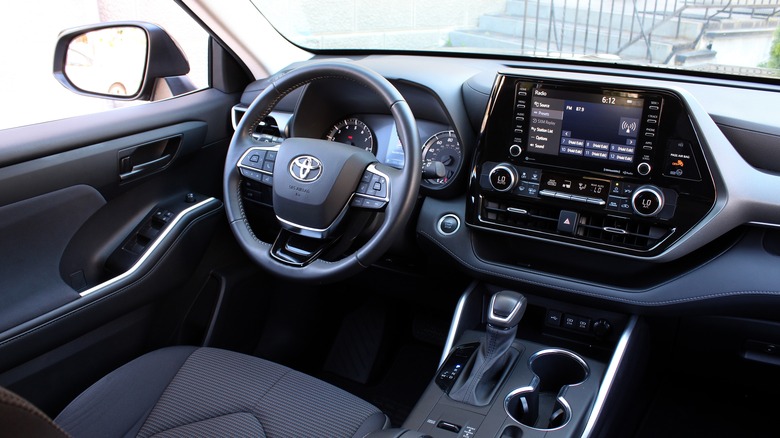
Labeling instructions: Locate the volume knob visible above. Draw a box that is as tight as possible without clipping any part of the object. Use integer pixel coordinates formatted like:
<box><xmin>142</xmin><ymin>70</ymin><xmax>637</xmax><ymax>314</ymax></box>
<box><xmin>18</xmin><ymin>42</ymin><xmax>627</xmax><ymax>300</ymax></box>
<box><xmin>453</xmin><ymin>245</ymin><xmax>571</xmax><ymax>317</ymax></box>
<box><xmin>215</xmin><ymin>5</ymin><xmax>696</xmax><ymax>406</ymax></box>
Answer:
<box><xmin>488</xmin><ymin>164</ymin><xmax>517</xmax><ymax>192</ymax></box>
<box><xmin>631</xmin><ymin>185</ymin><xmax>665</xmax><ymax>217</ymax></box>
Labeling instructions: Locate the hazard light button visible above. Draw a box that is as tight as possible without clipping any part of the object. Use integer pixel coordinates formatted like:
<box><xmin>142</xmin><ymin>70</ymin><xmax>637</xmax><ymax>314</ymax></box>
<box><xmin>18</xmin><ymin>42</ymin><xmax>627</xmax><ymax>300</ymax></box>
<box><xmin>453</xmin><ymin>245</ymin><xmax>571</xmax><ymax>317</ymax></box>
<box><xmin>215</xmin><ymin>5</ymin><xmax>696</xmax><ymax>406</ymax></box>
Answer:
<box><xmin>557</xmin><ymin>210</ymin><xmax>579</xmax><ymax>234</ymax></box>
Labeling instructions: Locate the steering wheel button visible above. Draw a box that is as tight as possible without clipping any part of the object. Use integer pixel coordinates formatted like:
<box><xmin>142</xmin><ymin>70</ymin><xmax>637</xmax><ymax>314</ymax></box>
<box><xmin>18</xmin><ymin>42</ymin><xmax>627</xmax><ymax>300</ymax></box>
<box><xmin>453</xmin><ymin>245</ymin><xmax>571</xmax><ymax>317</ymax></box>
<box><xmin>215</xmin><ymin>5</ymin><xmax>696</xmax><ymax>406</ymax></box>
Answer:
<box><xmin>262</xmin><ymin>160</ymin><xmax>274</xmax><ymax>172</ymax></box>
<box><xmin>265</xmin><ymin>150</ymin><xmax>278</xmax><ymax>161</ymax></box>
<box><xmin>241</xmin><ymin>150</ymin><xmax>265</xmax><ymax>168</ymax></box>
<box><xmin>261</xmin><ymin>174</ymin><xmax>273</xmax><ymax>185</ymax></box>
<box><xmin>357</xmin><ymin>182</ymin><xmax>369</xmax><ymax>194</ymax></box>
<box><xmin>362</xmin><ymin>199</ymin><xmax>386</xmax><ymax>209</ymax></box>
<box><xmin>361</xmin><ymin>172</ymin><xmax>373</xmax><ymax>183</ymax></box>
<box><xmin>239</xmin><ymin>168</ymin><xmax>264</xmax><ymax>183</ymax></box>
<box><xmin>350</xmin><ymin>197</ymin><xmax>365</xmax><ymax>207</ymax></box>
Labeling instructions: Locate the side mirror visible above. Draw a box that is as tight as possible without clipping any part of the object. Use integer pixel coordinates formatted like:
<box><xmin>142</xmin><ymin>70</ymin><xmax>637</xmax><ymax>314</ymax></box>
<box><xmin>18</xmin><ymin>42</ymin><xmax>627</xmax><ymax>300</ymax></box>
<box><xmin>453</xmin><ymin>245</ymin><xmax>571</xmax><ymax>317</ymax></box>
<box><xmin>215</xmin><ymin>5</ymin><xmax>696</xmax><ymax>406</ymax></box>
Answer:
<box><xmin>53</xmin><ymin>22</ymin><xmax>190</xmax><ymax>100</ymax></box>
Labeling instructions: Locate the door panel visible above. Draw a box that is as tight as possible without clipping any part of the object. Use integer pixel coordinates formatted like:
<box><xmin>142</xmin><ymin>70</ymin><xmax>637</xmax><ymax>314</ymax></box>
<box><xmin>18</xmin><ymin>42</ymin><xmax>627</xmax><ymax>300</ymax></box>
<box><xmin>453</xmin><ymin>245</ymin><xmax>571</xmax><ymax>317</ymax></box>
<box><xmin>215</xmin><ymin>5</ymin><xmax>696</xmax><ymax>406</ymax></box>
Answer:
<box><xmin>0</xmin><ymin>185</ymin><xmax>105</xmax><ymax>333</ymax></box>
<box><xmin>0</xmin><ymin>86</ymin><xmax>241</xmax><ymax>410</ymax></box>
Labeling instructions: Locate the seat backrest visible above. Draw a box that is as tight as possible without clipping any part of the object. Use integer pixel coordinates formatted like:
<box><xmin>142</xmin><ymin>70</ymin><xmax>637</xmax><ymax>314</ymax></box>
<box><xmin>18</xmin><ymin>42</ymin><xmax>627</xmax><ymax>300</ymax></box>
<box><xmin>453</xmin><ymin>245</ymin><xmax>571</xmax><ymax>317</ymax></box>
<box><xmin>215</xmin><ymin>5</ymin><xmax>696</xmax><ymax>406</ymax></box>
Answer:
<box><xmin>0</xmin><ymin>386</ymin><xmax>69</xmax><ymax>438</ymax></box>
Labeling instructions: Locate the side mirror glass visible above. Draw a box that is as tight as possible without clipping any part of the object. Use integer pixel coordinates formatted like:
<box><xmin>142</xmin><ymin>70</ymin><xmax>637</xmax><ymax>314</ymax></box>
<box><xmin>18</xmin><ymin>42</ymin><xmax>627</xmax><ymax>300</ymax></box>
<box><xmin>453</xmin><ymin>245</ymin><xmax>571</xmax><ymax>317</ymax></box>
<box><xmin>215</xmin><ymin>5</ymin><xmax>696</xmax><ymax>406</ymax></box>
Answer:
<box><xmin>63</xmin><ymin>26</ymin><xmax>147</xmax><ymax>97</ymax></box>
<box><xmin>54</xmin><ymin>22</ymin><xmax>190</xmax><ymax>101</ymax></box>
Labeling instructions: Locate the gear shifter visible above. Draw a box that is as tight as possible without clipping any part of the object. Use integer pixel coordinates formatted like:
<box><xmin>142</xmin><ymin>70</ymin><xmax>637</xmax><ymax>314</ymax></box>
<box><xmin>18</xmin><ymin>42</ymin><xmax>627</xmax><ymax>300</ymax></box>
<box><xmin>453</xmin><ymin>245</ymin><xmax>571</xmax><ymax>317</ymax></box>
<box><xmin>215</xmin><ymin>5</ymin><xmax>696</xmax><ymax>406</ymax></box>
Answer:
<box><xmin>448</xmin><ymin>290</ymin><xmax>527</xmax><ymax>406</ymax></box>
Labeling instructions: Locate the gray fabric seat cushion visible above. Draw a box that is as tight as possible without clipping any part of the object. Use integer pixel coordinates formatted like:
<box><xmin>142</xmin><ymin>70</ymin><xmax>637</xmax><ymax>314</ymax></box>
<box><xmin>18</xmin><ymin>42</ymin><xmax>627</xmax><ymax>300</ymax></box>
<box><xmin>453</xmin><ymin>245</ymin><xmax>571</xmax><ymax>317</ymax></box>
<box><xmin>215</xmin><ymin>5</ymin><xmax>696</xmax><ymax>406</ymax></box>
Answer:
<box><xmin>55</xmin><ymin>346</ymin><xmax>387</xmax><ymax>437</ymax></box>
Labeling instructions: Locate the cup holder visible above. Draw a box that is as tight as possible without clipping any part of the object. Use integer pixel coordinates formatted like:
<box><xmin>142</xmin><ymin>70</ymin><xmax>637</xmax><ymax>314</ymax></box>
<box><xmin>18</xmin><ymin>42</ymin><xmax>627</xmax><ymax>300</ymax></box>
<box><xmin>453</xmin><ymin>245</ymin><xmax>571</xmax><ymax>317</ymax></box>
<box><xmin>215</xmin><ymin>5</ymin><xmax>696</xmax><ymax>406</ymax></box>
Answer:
<box><xmin>504</xmin><ymin>349</ymin><xmax>589</xmax><ymax>431</ymax></box>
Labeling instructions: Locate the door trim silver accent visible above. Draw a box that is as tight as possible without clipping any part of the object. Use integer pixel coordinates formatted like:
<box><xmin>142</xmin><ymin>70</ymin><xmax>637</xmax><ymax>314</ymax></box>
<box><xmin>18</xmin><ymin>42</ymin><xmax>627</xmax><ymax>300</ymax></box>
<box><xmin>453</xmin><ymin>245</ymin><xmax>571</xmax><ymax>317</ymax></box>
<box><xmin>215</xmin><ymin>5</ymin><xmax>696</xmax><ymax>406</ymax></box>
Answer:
<box><xmin>79</xmin><ymin>197</ymin><xmax>218</xmax><ymax>297</ymax></box>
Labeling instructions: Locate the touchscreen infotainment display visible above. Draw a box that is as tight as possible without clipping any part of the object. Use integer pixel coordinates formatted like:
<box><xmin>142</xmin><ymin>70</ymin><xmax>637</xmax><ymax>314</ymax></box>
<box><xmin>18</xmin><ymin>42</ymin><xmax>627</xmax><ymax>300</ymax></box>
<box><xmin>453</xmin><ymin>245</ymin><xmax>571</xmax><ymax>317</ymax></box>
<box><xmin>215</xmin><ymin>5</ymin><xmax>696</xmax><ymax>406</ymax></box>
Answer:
<box><xmin>527</xmin><ymin>88</ymin><xmax>644</xmax><ymax>165</ymax></box>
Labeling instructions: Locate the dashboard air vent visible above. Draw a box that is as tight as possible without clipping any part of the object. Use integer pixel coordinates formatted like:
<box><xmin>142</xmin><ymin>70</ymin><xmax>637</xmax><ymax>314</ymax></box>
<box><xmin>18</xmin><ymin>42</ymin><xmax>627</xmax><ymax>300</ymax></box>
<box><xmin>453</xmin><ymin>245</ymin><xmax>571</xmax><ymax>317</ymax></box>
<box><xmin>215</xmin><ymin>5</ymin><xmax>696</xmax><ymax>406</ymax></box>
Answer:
<box><xmin>479</xmin><ymin>196</ymin><xmax>672</xmax><ymax>251</ymax></box>
<box><xmin>252</xmin><ymin>116</ymin><xmax>281</xmax><ymax>139</ymax></box>
<box><xmin>577</xmin><ymin>214</ymin><xmax>671</xmax><ymax>250</ymax></box>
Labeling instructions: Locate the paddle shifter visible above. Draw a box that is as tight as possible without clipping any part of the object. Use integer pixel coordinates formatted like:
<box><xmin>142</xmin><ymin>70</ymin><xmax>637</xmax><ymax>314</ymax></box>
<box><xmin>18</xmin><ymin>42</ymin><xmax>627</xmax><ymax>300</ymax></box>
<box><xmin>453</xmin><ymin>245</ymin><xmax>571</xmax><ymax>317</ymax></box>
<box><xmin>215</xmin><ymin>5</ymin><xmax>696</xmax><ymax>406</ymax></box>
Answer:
<box><xmin>448</xmin><ymin>291</ymin><xmax>527</xmax><ymax>406</ymax></box>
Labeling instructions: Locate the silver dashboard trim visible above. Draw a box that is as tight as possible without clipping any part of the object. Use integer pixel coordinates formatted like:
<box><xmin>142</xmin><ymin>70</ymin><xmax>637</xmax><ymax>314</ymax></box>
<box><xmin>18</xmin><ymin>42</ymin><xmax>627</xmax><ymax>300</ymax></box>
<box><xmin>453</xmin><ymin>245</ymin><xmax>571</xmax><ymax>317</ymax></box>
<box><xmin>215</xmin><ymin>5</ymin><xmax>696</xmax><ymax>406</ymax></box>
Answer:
<box><xmin>439</xmin><ymin>284</ymin><xmax>476</xmax><ymax>366</ymax></box>
<box><xmin>581</xmin><ymin>314</ymin><xmax>638</xmax><ymax>438</ymax></box>
<box><xmin>231</xmin><ymin>105</ymin><xmax>246</xmax><ymax>131</ymax></box>
<box><xmin>748</xmin><ymin>221</ymin><xmax>780</xmax><ymax>230</ymax></box>
<box><xmin>79</xmin><ymin>197</ymin><xmax>219</xmax><ymax>298</ymax></box>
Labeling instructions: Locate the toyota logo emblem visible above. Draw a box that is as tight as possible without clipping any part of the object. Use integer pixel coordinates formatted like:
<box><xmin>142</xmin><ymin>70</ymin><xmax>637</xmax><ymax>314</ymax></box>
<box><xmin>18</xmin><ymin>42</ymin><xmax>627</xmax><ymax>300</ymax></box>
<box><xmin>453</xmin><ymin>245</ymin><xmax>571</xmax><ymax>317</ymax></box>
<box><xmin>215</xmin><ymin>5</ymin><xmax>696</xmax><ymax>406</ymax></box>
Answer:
<box><xmin>289</xmin><ymin>155</ymin><xmax>323</xmax><ymax>182</ymax></box>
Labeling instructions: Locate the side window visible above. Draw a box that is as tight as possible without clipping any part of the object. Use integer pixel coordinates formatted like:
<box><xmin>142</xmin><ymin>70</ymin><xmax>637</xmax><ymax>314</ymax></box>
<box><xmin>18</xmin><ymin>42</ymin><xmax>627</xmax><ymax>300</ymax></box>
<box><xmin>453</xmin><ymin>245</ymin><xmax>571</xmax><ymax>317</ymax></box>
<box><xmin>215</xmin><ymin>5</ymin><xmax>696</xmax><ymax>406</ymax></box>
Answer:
<box><xmin>1</xmin><ymin>0</ymin><xmax>209</xmax><ymax>131</ymax></box>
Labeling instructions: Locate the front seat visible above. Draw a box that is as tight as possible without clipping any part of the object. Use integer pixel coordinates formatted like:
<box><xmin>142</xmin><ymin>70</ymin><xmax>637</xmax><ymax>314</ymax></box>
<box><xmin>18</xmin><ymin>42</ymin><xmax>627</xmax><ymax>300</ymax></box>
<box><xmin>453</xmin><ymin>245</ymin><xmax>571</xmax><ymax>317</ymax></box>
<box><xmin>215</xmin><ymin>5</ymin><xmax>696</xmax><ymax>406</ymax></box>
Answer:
<box><xmin>1</xmin><ymin>346</ymin><xmax>388</xmax><ymax>437</ymax></box>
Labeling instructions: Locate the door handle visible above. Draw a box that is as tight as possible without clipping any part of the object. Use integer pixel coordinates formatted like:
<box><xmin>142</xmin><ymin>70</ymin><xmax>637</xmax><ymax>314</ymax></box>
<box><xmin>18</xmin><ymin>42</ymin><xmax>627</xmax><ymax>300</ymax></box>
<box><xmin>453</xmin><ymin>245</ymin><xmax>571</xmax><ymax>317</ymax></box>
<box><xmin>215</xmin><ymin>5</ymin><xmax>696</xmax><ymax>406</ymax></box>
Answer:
<box><xmin>118</xmin><ymin>135</ymin><xmax>181</xmax><ymax>181</ymax></box>
<box><xmin>120</xmin><ymin>154</ymin><xmax>173</xmax><ymax>180</ymax></box>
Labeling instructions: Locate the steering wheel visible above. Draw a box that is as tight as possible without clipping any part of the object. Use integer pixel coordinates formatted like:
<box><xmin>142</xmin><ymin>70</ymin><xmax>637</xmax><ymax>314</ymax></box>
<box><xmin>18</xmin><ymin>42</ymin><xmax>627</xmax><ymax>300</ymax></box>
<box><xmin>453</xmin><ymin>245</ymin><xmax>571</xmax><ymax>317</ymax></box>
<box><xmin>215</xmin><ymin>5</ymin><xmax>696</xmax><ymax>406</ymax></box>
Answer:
<box><xmin>223</xmin><ymin>62</ymin><xmax>421</xmax><ymax>283</ymax></box>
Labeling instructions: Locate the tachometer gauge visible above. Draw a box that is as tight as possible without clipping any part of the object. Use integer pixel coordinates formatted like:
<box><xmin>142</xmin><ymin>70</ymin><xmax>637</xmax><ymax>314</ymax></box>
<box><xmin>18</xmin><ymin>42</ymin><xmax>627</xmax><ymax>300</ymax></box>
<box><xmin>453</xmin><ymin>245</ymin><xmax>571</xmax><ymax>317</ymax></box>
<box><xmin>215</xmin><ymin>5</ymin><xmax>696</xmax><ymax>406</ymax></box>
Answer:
<box><xmin>422</xmin><ymin>130</ymin><xmax>461</xmax><ymax>186</ymax></box>
<box><xmin>325</xmin><ymin>118</ymin><xmax>376</xmax><ymax>154</ymax></box>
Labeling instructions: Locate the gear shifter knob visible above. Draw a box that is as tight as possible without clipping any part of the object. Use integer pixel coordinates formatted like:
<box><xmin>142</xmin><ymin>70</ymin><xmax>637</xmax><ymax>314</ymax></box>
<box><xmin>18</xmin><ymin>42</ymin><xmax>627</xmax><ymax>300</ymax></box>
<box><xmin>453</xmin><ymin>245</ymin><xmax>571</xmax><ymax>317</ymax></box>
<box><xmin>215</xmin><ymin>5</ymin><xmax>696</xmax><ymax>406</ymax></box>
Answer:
<box><xmin>487</xmin><ymin>291</ymin><xmax>527</xmax><ymax>329</ymax></box>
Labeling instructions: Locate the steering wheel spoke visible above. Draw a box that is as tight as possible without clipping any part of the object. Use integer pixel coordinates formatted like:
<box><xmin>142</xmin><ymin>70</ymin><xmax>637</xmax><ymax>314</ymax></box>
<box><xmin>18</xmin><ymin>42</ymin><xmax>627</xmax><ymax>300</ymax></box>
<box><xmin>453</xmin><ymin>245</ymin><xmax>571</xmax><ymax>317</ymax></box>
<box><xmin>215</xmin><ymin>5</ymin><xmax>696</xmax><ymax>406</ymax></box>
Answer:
<box><xmin>270</xmin><ymin>229</ymin><xmax>333</xmax><ymax>267</ymax></box>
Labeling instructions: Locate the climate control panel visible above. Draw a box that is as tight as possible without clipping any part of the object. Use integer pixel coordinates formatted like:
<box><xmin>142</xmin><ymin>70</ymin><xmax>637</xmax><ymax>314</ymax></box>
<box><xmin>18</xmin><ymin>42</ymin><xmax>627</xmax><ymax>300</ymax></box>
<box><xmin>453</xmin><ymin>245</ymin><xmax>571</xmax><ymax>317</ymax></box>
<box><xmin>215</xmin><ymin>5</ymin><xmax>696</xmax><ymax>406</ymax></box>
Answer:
<box><xmin>480</xmin><ymin>162</ymin><xmax>678</xmax><ymax>220</ymax></box>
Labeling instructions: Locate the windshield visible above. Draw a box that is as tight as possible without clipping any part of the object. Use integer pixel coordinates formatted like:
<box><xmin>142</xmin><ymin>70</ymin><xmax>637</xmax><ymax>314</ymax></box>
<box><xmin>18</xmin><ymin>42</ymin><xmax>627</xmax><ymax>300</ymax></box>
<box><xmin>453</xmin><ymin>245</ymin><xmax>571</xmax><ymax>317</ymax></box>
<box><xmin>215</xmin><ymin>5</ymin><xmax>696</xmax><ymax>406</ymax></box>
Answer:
<box><xmin>253</xmin><ymin>0</ymin><xmax>780</xmax><ymax>81</ymax></box>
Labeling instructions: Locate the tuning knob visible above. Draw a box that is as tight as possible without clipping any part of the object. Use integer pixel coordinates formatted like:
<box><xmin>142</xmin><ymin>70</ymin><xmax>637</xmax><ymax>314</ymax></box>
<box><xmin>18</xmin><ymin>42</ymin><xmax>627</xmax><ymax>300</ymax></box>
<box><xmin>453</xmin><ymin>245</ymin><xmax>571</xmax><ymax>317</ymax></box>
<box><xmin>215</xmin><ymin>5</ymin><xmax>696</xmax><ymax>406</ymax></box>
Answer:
<box><xmin>488</xmin><ymin>164</ymin><xmax>517</xmax><ymax>192</ymax></box>
<box><xmin>637</xmin><ymin>162</ymin><xmax>652</xmax><ymax>176</ymax></box>
<box><xmin>631</xmin><ymin>185</ymin><xmax>665</xmax><ymax>217</ymax></box>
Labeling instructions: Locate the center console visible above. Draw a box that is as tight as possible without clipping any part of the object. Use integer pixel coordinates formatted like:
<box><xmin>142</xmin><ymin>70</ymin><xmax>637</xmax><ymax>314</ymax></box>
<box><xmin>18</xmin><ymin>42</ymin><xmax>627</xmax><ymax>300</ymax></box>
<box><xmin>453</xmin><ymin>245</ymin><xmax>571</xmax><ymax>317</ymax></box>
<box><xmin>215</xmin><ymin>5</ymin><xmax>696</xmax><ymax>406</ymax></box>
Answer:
<box><xmin>466</xmin><ymin>74</ymin><xmax>716</xmax><ymax>257</ymax></box>
<box><xmin>395</xmin><ymin>285</ymin><xmax>639</xmax><ymax>438</ymax></box>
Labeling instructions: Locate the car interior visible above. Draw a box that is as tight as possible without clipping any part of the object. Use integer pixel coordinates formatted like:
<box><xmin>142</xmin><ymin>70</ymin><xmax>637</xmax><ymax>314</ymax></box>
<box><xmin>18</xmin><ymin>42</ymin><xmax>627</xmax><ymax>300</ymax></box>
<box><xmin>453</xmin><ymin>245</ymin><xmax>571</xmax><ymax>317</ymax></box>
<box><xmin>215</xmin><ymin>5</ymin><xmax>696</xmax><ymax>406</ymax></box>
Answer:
<box><xmin>2</xmin><ymin>0</ymin><xmax>780</xmax><ymax>437</ymax></box>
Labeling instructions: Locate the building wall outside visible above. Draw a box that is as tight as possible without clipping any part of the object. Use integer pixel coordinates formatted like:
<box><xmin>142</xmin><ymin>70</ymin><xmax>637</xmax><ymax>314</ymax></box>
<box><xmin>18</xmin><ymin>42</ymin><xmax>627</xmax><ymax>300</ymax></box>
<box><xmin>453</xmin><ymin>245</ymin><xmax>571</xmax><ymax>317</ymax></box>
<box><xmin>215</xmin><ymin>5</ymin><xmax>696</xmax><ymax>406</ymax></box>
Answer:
<box><xmin>260</xmin><ymin>0</ymin><xmax>507</xmax><ymax>49</ymax></box>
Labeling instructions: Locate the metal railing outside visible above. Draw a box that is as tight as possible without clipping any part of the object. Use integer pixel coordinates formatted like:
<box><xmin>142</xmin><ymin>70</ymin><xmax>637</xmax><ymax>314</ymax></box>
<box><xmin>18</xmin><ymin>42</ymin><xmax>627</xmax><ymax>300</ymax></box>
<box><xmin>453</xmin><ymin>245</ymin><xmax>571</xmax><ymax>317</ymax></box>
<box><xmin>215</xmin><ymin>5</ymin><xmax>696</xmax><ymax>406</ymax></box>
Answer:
<box><xmin>492</xmin><ymin>0</ymin><xmax>780</xmax><ymax>62</ymax></box>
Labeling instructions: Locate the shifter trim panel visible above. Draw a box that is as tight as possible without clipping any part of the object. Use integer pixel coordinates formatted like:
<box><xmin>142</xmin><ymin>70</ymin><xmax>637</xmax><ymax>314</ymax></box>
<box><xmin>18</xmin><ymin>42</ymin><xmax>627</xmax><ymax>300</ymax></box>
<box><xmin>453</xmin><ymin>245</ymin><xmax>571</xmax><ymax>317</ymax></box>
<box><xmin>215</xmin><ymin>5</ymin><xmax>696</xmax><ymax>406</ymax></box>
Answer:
<box><xmin>435</xmin><ymin>342</ymin><xmax>479</xmax><ymax>393</ymax></box>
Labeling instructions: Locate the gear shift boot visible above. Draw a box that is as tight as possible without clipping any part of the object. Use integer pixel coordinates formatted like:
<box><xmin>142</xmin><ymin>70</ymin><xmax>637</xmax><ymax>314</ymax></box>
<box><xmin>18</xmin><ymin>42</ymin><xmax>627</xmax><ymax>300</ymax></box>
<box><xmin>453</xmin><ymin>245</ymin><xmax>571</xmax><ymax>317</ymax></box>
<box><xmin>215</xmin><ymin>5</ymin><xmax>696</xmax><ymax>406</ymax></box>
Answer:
<box><xmin>448</xmin><ymin>291</ymin><xmax>527</xmax><ymax>406</ymax></box>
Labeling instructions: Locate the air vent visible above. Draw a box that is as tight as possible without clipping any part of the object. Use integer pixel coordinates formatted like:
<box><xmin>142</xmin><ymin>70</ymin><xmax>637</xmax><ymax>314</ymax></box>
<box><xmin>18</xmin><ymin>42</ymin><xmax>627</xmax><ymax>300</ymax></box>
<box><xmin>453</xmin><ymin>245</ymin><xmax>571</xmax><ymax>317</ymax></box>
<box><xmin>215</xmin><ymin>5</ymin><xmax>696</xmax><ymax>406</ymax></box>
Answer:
<box><xmin>577</xmin><ymin>214</ymin><xmax>671</xmax><ymax>250</ymax></box>
<box><xmin>481</xmin><ymin>199</ymin><xmax>559</xmax><ymax>233</ymax></box>
<box><xmin>253</xmin><ymin>116</ymin><xmax>281</xmax><ymax>138</ymax></box>
<box><xmin>479</xmin><ymin>196</ymin><xmax>672</xmax><ymax>251</ymax></box>
<box><xmin>231</xmin><ymin>105</ymin><xmax>282</xmax><ymax>139</ymax></box>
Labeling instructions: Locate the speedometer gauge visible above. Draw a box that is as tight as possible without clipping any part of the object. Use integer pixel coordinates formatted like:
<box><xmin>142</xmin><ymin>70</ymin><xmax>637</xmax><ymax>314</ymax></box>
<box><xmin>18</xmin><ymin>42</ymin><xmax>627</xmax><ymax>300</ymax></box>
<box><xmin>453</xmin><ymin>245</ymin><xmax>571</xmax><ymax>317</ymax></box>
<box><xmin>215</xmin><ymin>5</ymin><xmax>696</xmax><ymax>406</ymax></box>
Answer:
<box><xmin>422</xmin><ymin>130</ymin><xmax>461</xmax><ymax>186</ymax></box>
<box><xmin>325</xmin><ymin>118</ymin><xmax>376</xmax><ymax>155</ymax></box>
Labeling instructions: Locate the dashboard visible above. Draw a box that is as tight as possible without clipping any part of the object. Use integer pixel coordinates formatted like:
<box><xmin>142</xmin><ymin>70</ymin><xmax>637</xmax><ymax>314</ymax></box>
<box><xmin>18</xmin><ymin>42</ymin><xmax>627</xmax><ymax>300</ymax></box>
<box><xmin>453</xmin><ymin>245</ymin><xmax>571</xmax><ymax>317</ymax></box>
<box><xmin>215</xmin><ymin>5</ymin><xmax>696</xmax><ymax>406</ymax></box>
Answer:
<box><xmin>234</xmin><ymin>55</ymin><xmax>780</xmax><ymax>311</ymax></box>
<box><xmin>234</xmin><ymin>75</ymin><xmax>467</xmax><ymax>193</ymax></box>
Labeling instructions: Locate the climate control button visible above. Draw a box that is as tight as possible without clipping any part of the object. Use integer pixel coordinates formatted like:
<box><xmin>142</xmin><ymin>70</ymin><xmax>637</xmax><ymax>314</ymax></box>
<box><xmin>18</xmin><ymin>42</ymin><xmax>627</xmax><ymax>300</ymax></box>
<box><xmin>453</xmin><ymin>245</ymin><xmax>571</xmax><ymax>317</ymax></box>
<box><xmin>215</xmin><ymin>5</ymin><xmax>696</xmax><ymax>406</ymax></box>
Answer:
<box><xmin>488</xmin><ymin>164</ymin><xmax>517</xmax><ymax>192</ymax></box>
<box><xmin>631</xmin><ymin>185</ymin><xmax>665</xmax><ymax>217</ymax></box>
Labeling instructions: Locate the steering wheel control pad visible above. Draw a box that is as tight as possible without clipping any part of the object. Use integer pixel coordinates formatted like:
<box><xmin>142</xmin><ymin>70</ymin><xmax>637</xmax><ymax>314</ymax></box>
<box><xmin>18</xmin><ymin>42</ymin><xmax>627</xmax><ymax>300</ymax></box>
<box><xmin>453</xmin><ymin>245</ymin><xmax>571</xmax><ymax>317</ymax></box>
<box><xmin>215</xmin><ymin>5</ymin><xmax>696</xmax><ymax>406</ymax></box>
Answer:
<box><xmin>271</xmin><ymin>138</ymin><xmax>376</xmax><ymax>232</ymax></box>
<box><xmin>351</xmin><ymin>166</ymin><xmax>389</xmax><ymax>210</ymax></box>
<box><xmin>237</xmin><ymin>145</ymin><xmax>279</xmax><ymax>187</ymax></box>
